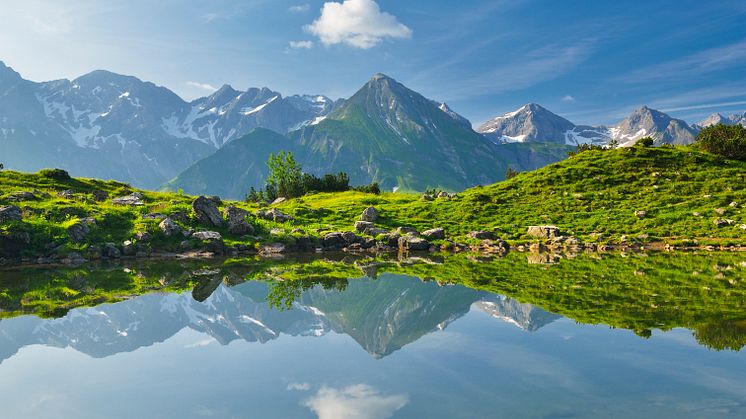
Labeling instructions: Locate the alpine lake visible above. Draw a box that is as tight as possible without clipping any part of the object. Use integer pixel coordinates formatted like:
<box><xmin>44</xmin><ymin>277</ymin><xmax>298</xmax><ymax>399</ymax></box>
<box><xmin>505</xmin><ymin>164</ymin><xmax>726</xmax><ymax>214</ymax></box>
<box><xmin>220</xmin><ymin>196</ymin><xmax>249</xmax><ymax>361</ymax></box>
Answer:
<box><xmin>0</xmin><ymin>250</ymin><xmax>744</xmax><ymax>419</ymax></box>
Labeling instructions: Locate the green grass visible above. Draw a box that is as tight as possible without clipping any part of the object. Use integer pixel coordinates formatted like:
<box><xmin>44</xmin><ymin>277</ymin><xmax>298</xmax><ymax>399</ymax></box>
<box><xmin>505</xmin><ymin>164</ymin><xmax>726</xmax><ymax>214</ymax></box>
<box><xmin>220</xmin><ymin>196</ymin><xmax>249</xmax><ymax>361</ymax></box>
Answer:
<box><xmin>279</xmin><ymin>144</ymin><xmax>746</xmax><ymax>244</ymax></box>
<box><xmin>1</xmin><ymin>144</ymin><xmax>745</xmax><ymax>262</ymax></box>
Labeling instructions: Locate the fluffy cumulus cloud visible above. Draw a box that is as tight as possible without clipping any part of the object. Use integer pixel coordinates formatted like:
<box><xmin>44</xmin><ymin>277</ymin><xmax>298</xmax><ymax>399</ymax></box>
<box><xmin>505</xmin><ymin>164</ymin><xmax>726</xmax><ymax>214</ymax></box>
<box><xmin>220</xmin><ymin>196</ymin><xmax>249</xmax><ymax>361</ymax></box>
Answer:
<box><xmin>305</xmin><ymin>0</ymin><xmax>412</xmax><ymax>49</ymax></box>
<box><xmin>562</xmin><ymin>95</ymin><xmax>576</xmax><ymax>102</ymax></box>
<box><xmin>289</xmin><ymin>40</ymin><xmax>314</xmax><ymax>49</ymax></box>
<box><xmin>302</xmin><ymin>384</ymin><xmax>408</xmax><ymax>419</ymax></box>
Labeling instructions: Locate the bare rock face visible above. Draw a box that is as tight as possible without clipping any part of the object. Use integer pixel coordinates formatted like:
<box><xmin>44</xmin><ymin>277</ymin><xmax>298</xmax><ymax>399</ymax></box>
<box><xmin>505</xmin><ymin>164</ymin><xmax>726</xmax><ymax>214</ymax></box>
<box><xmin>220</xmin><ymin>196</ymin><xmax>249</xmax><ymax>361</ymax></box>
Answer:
<box><xmin>192</xmin><ymin>196</ymin><xmax>224</xmax><ymax>227</ymax></box>
<box><xmin>224</xmin><ymin>206</ymin><xmax>254</xmax><ymax>235</ymax></box>
<box><xmin>527</xmin><ymin>226</ymin><xmax>560</xmax><ymax>239</ymax></box>
<box><xmin>0</xmin><ymin>205</ymin><xmax>23</xmax><ymax>222</ymax></box>
<box><xmin>360</xmin><ymin>207</ymin><xmax>379</xmax><ymax>222</ymax></box>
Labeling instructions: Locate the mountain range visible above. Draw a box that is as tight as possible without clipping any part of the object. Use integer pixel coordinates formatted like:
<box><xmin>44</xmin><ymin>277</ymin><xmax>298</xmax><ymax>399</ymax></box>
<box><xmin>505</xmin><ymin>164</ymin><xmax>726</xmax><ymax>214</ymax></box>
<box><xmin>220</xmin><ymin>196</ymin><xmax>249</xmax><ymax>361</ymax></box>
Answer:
<box><xmin>477</xmin><ymin>103</ymin><xmax>703</xmax><ymax>147</ymax></box>
<box><xmin>167</xmin><ymin>74</ymin><xmax>571</xmax><ymax>197</ymax></box>
<box><xmin>0</xmin><ymin>61</ymin><xmax>338</xmax><ymax>188</ymax></box>
<box><xmin>0</xmin><ymin>275</ymin><xmax>559</xmax><ymax>363</ymax></box>
<box><xmin>1</xmin><ymin>60</ymin><xmax>741</xmax><ymax>197</ymax></box>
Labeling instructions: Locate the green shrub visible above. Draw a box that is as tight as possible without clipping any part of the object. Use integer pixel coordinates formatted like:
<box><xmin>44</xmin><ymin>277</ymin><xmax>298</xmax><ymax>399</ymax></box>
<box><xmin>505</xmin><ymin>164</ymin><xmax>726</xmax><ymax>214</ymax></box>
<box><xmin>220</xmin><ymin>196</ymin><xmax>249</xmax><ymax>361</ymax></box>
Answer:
<box><xmin>636</xmin><ymin>137</ymin><xmax>654</xmax><ymax>147</ymax></box>
<box><xmin>696</xmin><ymin>124</ymin><xmax>746</xmax><ymax>161</ymax></box>
<box><xmin>38</xmin><ymin>168</ymin><xmax>71</xmax><ymax>181</ymax></box>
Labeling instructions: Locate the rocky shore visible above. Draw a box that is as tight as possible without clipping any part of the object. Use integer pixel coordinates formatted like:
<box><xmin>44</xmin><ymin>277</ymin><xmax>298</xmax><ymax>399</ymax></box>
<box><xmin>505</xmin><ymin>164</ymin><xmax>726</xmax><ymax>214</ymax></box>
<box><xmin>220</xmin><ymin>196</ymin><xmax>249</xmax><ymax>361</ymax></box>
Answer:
<box><xmin>2</xmin><ymin>193</ymin><xmax>744</xmax><ymax>269</ymax></box>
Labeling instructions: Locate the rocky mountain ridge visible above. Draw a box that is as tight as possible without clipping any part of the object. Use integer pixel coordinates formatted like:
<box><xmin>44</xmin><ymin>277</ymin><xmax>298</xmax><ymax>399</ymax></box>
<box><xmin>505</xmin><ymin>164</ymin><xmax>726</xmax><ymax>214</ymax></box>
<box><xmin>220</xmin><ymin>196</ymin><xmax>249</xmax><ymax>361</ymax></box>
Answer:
<box><xmin>477</xmin><ymin>103</ymin><xmax>700</xmax><ymax>146</ymax></box>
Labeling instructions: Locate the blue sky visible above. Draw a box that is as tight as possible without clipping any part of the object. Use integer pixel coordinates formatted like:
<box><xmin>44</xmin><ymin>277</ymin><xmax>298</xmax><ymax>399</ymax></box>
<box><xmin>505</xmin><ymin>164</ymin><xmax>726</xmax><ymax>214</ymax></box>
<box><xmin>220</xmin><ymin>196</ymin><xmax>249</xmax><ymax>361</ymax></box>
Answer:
<box><xmin>0</xmin><ymin>0</ymin><xmax>744</xmax><ymax>126</ymax></box>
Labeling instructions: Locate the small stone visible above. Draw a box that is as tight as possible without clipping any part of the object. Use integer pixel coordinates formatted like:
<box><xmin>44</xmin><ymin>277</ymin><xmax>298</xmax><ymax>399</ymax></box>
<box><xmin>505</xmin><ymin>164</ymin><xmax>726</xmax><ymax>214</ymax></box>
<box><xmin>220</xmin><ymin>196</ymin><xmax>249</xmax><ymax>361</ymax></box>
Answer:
<box><xmin>398</xmin><ymin>235</ymin><xmax>430</xmax><ymax>251</ymax></box>
<box><xmin>112</xmin><ymin>193</ymin><xmax>145</xmax><ymax>206</ymax></box>
<box><xmin>355</xmin><ymin>221</ymin><xmax>374</xmax><ymax>233</ymax></box>
<box><xmin>103</xmin><ymin>243</ymin><xmax>121</xmax><ymax>258</ymax></box>
<box><xmin>634</xmin><ymin>210</ymin><xmax>647</xmax><ymax>218</ymax></box>
<box><xmin>91</xmin><ymin>190</ymin><xmax>109</xmax><ymax>201</ymax></box>
<box><xmin>159</xmin><ymin>218</ymin><xmax>182</xmax><ymax>237</ymax></box>
<box><xmin>122</xmin><ymin>240</ymin><xmax>136</xmax><ymax>256</ymax></box>
<box><xmin>67</xmin><ymin>222</ymin><xmax>90</xmax><ymax>243</ymax></box>
<box><xmin>360</xmin><ymin>207</ymin><xmax>379</xmax><ymax>222</ymax></box>
<box><xmin>192</xmin><ymin>196</ymin><xmax>224</xmax><ymax>227</ymax></box>
<box><xmin>714</xmin><ymin>208</ymin><xmax>726</xmax><ymax>215</ymax></box>
<box><xmin>224</xmin><ymin>206</ymin><xmax>254</xmax><ymax>235</ymax></box>
<box><xmin>260</xmin><ymin>243</ymin><xmax>286</xmax><ymax>254</ymax></box>
<box><xmin>527</xmin><ymin>226</ymin><xmax>560</xmax><ymax>238</ymax></box>
<box><xmin>394</xmin><ymin>227</ymin><xmax>419</xmax><ymax>236</ymax></box>
<box><xmin>468</xmin><ymin>230</ymin><xmax>497</xmax><ymax>240</ymax></box>
<box><xmin>271</xmin><ymin>197</ymin><xmax>287</xmax><ymax>205</ymax></box>
<box><xmin>193</xmin><ymin>231</ymin><xmax>222</xmax><ymax>241</ymax></box>
<box><xmin>364</xmin><ymin>227</ymin><xmax>388</xmax><ymax>236</ymax></box>
<box><xmin>134</xmin><ymin>231</ymin><xmax>152</xmax><ymax>242</ymax></box>
<box><xmin>729</xmin><ymin>201</ymin><xmax>739</xmax><ymax>208</ymax></box>
<box><xmin>422</xmin><ymin>228</ymin><xmax>445</xmax><ymax>240</ymax></box>
<box><xmin>0</xmin><ymin>205</ymin><xmax>22</xmax><ymax>222</ymax></box>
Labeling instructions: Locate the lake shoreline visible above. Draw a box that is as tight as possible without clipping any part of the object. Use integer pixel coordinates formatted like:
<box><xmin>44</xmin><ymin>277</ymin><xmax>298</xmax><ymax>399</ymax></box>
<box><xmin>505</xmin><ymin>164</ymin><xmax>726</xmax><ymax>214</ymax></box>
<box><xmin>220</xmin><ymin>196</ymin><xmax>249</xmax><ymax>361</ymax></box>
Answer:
<box><xmin>2</xmin><ymin>240</ymin><xmax>745</xmax><ymax>270</ymax></box>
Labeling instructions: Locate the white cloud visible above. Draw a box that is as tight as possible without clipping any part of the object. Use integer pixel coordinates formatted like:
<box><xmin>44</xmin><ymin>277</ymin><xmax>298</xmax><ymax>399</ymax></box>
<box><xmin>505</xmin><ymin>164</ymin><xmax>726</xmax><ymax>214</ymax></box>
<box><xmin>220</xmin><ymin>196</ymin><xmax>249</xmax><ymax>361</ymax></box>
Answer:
<box><xmin>287</xmin><ymin>382</ymin><xmax>311</xmax><ymax>391</ymax></box>
<box><xmin>562</xmin><ymin>95</ymin><xmax>576</xmax><ymax>102</ymax></box>
<box><xmin>289</xmin><ymin>40</ymin><xmax>314</xmax><ymax>49</ymax></box>
<box><xmin>659</xmin><ymin>100</ymin><xmax>746</xmax><ymax>113</ymax></box>
<box><xmin>305</xmin><ymin>0</ymin><xmax>412</xmax><ymax>49</ymax></box>
<box><xmin>186</xmin><ymin>81</ymin><xmax>218</xmax><ymax>92</ymax></box>
<box><xmin>302</xmin><ymin>384</ymin><xmax>408</xmax><ymax>419</ymax></box>
<box><xmin>289</xmin><ymin>4</ymin><xmax>311</xmax><ymax>13</ymax></box>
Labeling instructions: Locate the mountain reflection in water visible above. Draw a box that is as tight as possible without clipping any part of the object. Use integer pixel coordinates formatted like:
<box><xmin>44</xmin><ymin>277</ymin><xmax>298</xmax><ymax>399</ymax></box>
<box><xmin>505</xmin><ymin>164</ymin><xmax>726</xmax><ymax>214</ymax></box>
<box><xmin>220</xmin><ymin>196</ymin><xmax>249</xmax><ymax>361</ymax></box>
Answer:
<box><xmin>0</xmin><ymin>274</ymin><xmax>559</xmax><ymax>362</ymax></box>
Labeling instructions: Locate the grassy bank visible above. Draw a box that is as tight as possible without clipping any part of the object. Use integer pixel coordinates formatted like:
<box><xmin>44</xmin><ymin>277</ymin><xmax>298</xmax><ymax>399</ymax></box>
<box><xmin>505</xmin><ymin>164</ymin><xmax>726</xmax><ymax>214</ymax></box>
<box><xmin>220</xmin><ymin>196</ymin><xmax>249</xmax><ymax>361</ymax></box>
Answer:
<box><xmin>1</xmin><ymin>144</ymin><xmax>744</xmax><ymax>263</ymax></box>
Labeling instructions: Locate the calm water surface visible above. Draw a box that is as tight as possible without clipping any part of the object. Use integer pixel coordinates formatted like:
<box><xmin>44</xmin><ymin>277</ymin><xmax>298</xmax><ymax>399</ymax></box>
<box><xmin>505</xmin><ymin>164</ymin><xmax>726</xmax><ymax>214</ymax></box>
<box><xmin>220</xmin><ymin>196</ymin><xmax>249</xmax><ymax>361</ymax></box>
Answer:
<box><xmin>0</xmin><ymin>256</ymin><xmax>744</xmax><ymax>419</ymax></box>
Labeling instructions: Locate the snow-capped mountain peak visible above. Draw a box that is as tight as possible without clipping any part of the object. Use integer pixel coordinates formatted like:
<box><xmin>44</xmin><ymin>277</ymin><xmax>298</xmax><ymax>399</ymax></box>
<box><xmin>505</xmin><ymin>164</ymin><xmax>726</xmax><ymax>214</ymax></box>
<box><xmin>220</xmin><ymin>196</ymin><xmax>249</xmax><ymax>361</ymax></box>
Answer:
<box><xmin>477</xmin><ymin>103</ymin><xmax>702</xmax><ymax>147</ymax></box>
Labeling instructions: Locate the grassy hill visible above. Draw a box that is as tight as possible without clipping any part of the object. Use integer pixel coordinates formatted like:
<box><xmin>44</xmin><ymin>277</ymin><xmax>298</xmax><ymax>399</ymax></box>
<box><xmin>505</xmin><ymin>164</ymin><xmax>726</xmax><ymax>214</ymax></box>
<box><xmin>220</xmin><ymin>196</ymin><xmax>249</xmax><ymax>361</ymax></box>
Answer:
<box><xmin>278</xmin><ymin>144</ymin><xmax>746</xmax><ymax>245</ymax></box>
<box><xmin>1</xmin><ymin>144</ymin><xmax>744</xmax><ymax>263</ymax></box>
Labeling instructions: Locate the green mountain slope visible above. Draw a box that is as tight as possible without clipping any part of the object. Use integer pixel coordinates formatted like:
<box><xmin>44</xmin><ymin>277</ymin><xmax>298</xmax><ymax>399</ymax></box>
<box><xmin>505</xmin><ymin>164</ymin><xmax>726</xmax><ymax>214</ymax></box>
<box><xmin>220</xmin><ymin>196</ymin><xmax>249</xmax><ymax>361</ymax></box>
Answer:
<box><xmin>163</xmin><ymin>128</ymin><xmax>293</xmax><ymax>198</ymax></box>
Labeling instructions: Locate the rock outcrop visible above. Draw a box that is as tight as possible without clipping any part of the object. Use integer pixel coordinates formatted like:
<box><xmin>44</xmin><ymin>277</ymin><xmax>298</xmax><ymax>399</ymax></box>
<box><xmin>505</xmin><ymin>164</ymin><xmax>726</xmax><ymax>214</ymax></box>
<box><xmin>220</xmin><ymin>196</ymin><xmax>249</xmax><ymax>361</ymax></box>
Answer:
<box><xmin>192</xmin><ymin>196</ymin><xmax>224</xmax><ymax>227</ymax></box>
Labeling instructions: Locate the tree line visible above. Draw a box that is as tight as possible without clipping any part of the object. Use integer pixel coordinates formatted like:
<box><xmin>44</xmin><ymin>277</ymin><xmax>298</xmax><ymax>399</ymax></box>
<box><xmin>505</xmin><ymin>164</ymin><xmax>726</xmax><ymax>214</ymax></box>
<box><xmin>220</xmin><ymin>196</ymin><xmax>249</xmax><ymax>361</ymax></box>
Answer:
<box><xmin>246</xmin><ymin>151</ymin><xmax>381</xmax><ymax>203</ymax></box>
